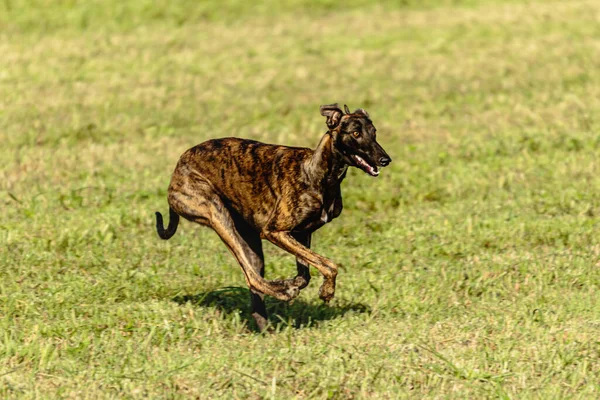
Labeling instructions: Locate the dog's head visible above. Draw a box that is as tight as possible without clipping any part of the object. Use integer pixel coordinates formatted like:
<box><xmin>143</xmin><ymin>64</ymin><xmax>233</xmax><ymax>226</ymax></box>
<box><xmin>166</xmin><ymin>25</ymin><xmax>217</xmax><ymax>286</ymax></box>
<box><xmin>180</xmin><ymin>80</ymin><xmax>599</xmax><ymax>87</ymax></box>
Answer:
<box><xmin>320</xmin><ymin>103</ymin><xmax>391</xmax><ymax>177</ymax></box>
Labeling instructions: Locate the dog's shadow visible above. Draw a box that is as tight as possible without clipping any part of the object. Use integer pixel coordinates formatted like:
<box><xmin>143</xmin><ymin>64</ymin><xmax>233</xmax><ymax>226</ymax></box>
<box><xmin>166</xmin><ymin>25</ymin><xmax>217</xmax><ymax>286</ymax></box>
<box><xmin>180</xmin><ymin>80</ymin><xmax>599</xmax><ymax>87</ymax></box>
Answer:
<box><xmin>172</xmin><ymin>286</ymin><xmax>371</xmax><ymax>331</ymax></box>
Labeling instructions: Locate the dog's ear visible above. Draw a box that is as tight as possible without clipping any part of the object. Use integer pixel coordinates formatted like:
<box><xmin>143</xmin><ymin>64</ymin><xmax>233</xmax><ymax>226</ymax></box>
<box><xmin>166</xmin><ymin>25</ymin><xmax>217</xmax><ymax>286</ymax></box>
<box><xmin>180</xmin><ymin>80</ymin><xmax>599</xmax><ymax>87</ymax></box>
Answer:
<box><xmin>354</xmin><ymin>108</ymin><xmax>370</xmax><ymax>118</ymax></box>
<box><xmin>320</xmin><ymin>103</ymin><xmax>343</xmax><ymax>129</ymax></box>
<box><xmin>344</xmin><ymin>104</ymin><xmax>351</xmax><ymax>114</ymax></box>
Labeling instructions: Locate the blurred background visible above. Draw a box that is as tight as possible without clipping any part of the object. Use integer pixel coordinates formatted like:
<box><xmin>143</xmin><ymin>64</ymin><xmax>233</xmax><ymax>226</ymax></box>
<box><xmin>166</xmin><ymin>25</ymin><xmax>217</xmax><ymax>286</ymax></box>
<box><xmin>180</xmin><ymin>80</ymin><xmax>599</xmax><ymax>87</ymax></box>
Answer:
<box><xmin>2</xmin><ymin>0</ymin><xmax>600</xmax><ymax>397</ymax></box>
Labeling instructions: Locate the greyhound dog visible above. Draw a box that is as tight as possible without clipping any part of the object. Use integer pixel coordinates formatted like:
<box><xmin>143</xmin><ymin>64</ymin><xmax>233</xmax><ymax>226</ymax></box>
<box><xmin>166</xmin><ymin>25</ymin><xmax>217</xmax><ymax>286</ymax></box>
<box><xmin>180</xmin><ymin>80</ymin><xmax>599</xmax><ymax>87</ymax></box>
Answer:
<box><xmin>155</xmin><ymin>104</ymin><xmax>391</xmax><ymax>330</ymax></box>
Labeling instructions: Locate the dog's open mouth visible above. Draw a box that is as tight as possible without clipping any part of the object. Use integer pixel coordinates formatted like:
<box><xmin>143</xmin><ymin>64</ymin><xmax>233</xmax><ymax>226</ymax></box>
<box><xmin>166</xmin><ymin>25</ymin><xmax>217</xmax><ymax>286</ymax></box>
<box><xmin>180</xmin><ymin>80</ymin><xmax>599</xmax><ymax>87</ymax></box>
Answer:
<box><xmin>352</xmin><ymin>155</ymin><xmax>379</xmax><ymax>177</ymax></box>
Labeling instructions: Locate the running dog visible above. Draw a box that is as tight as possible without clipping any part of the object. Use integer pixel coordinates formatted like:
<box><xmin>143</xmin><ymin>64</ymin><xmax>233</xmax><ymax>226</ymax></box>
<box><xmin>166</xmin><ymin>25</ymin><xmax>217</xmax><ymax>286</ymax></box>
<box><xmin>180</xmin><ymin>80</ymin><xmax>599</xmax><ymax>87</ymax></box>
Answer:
<box><xmin>155</xmin><ymin>104</ymin><xmax>391</xmax><ymax>330</ymax></box>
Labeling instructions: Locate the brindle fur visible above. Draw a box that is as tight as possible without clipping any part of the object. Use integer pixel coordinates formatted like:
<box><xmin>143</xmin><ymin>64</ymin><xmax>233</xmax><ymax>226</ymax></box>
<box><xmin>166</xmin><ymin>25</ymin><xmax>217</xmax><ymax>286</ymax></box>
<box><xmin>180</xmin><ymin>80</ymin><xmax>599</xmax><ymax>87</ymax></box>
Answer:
<box><xmin>155</xmin><ymin>104</ymin><xmax>391</xmax><ymax>331</ymax></box>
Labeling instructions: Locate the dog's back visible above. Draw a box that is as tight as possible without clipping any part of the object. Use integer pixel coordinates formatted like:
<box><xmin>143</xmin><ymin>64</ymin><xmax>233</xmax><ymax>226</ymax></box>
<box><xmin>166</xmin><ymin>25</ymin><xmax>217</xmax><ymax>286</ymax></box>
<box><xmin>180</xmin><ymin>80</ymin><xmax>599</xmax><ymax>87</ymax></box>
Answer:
<box><xmin>168</xmin><ymin>137</ymin><xmax>313</xmax><ymax>228</ymax></box>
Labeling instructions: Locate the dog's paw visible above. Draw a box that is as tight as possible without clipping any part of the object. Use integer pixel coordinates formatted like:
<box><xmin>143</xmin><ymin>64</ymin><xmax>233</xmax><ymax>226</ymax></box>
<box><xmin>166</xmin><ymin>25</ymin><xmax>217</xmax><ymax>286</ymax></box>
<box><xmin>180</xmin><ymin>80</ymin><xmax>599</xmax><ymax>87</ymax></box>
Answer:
<box><xmin>270</xmin><ymin>279</ymin><xmax>301</xmax><ymax>302</ymax></box>
<box><xmin>293</xmin><ymin>275</ymin><xmax>310</xmax><ymax>289</ymax></box>
<box><xmin>318</xmin><ymin>283</ymin><xmax>335</xmax><ymax>303</ymax></box>
<box><xmin>284</xmin><ymin>283</ymin><xmax>300</xmax><ymax>300</ymax></box>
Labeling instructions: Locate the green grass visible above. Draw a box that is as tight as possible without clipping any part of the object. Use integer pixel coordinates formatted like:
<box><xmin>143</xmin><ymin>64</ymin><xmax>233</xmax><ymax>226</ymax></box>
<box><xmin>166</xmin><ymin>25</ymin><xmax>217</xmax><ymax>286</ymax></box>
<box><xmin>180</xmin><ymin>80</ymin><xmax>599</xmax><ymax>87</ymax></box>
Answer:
<box><xmin>2</xmin><ymin>0</ymin><xmax>600</xmax><ymax>397</ymax></box>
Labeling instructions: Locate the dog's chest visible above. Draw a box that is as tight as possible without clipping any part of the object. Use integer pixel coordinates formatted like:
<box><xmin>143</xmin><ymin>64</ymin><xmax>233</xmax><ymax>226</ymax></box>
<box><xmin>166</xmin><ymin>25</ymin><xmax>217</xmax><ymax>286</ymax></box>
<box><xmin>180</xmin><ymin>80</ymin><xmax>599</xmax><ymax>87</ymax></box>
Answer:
<box><xmin>295</xmin><ymin>196</ymin><xmax>337</xmax><ymax>232</ymax></box>
<box><xmin>294</xmin><ymin>185</ymin><xmax>342</xmax><ymax>231</ymax></box>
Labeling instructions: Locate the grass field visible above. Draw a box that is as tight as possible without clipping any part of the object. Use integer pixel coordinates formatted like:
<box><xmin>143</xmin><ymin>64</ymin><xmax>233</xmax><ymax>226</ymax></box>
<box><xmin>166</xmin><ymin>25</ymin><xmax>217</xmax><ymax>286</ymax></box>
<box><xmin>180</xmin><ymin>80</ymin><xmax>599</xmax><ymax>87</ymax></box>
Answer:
<box><xmin>2</xmin><ymin>0</ymin><xmax>600</xmax><ymax>398</ymax></box>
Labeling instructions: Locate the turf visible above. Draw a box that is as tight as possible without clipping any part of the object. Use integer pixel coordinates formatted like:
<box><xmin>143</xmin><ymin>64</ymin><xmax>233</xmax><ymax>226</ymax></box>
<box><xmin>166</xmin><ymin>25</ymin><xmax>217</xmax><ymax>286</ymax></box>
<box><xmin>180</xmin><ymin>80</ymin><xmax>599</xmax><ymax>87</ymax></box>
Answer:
<box><xmin>1</xmin><ymin>0</ymin><xmax>600</xmax><ymax>398</ymax></box>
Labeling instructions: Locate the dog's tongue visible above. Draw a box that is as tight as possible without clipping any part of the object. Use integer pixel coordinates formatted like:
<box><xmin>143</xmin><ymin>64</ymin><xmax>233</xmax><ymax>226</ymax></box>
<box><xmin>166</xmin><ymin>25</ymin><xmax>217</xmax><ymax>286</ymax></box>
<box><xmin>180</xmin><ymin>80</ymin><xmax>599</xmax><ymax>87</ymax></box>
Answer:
<box><xmin>353</xmin><ymin>155</ymin><xmax>380</xmax><ymax>177</ymax></box>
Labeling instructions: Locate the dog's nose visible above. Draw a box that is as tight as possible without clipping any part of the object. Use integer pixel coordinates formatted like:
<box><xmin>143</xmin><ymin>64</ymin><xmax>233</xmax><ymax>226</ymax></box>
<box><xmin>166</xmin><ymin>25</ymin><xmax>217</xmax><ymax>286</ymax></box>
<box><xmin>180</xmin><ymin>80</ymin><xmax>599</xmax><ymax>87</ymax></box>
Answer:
<box><xmin>379</xmin><ymin>156</ymin><xmax>391</xmax><ymax>167</ymax></box>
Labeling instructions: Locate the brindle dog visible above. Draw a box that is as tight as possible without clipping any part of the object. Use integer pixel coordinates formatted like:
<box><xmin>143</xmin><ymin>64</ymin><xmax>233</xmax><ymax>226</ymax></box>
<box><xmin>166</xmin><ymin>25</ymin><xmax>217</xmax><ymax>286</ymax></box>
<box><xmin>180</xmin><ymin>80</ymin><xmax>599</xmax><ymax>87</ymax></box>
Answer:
<box><xmin>155</xmin><ymin>104</ymin><xmax>391</xmax><ymax>330</ymax></box>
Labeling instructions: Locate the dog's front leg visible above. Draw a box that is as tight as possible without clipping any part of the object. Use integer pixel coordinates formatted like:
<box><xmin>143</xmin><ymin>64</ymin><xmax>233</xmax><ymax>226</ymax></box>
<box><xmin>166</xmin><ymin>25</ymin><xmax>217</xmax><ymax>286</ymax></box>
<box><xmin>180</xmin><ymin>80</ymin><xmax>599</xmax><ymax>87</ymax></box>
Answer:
<box><xmin>291</xmin><ymin>232</ymin><xmax>311</xmax><ymax>289</ymax></box>
<box><xmin>263</xmin><ymin>231</ymin><xmax>337</xmax><ymax>302</ymax></box>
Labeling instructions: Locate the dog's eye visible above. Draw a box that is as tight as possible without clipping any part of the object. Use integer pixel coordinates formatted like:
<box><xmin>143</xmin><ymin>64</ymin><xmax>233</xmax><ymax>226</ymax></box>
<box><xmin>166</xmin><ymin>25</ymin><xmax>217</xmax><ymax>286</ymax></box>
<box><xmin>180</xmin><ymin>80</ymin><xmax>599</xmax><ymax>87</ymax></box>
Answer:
<box><xmin>352</xmin><ymin>131</ymin><xmax>360</xmax><ymax>138</ymax></box>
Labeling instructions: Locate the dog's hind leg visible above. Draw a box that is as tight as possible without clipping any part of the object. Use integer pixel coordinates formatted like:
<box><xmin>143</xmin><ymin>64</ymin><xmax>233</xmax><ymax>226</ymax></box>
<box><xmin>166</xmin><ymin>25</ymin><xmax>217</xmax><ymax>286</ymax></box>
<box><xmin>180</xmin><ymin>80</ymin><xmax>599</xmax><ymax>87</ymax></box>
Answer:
<box><xmin>208</xmin><ymin>210</ymin><xmax>300</xmax><ymax>301</ymax></box>
<box><xmin>208</xmin><ymin>209</ymin><xmax>302</xmax><ymax>308</ymax></box>
<box><xmin>291</xmin><ymin>232</ymin><xmax>311</xmax><ymax>290</ymax></box>
<box><xmin>176</xmin><ymin>191</ymin><xmax>301</xmax><ymax>305</ymax></box>
<box><xmin>170</xmin><ymin>181</ymin><xmax>300</xmax><ymax>321</ymax></box>
<box><xmin>230</xmin><ymin>210</ymin><xmax>269</xmax><ymax>331</ymax></box>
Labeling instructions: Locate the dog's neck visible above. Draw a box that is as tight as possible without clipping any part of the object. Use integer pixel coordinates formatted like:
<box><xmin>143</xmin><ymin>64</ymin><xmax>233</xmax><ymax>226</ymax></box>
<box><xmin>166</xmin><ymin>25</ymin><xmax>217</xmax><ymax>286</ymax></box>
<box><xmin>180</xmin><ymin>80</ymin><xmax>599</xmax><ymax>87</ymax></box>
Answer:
<box><xmin>306</xmin><ymin>132</ymin><xmax>348</xmax><ymax>185</ymax></box>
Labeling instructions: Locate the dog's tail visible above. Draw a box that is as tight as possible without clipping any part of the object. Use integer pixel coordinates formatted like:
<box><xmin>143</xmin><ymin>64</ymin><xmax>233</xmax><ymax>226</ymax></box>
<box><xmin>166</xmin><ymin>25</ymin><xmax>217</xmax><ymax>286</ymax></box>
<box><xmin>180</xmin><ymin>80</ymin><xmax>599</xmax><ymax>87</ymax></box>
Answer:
<box><xmin>155</xmin><ymin>207</ymin><xmax>180</xmax><ymax>240</ymax></box>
